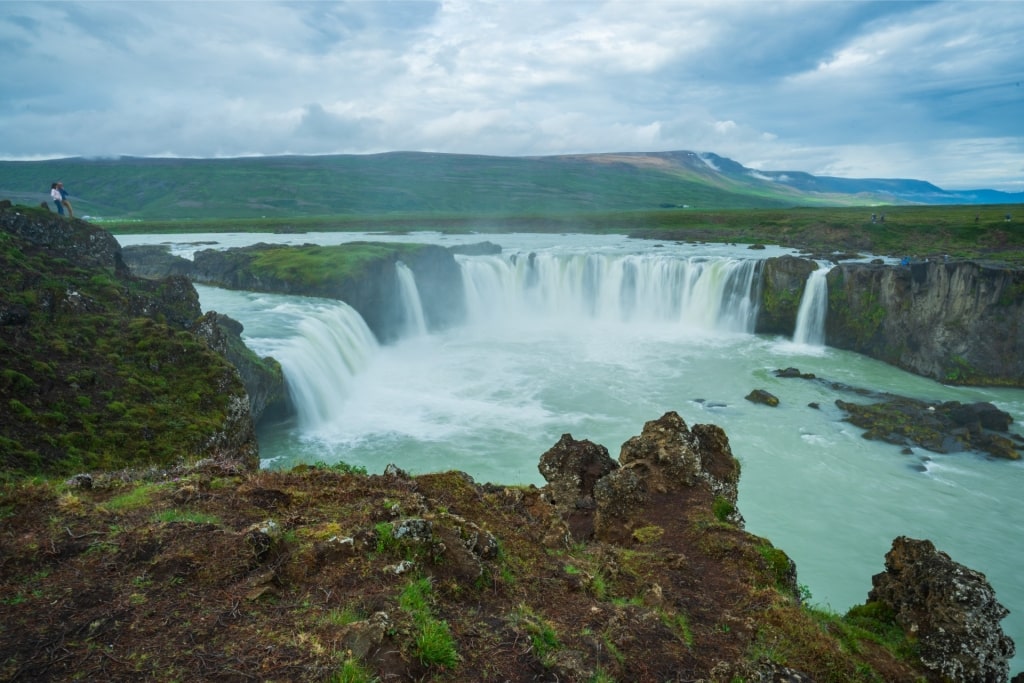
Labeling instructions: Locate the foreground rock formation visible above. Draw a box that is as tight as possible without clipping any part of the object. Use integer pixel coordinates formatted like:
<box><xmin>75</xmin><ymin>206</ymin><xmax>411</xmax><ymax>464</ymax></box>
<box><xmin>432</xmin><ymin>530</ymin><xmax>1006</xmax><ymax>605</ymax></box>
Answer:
<box><xmin>1</xmin><ymin>411</ymin><xmax>1016</xmax><ymax>681</ymax></box>
<box><xmin>870</xmin><ymin>536</ymin><xmax>1016</xmax><ymax>682</ymax></box>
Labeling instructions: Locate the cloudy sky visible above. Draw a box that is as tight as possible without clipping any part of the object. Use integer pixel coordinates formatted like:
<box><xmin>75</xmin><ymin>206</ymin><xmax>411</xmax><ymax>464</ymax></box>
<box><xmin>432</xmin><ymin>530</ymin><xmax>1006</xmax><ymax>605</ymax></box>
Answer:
<box><xmin>2</xmin><ymin>1</ymin><xmax>1022</xmax><ymax>190</ymax></box>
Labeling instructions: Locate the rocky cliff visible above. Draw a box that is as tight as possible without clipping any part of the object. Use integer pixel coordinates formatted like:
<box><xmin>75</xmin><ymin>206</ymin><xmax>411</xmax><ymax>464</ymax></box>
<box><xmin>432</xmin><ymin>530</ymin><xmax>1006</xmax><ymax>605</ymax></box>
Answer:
<box><xmin>0</xmin><ymin>203</ymin><xmax>264</xmax><ymax>475</ymax></box>
<box><xmin>755</xmin><ymin>255</ymin><xmax>818</xmax><ymax>335</ymax></box>
<box><xmin>134</xmin><ymin>241</ymin><xmax>468</xmax><ymax>343</ymax></box>
<box><xmin>825</xmin><ymin>260</ymin><xmax>1024</xmax><ymax>385</ymax></box>
<box><xmin>757</xmin><ymin>255</ymin><xmax>1024</xmax><ymax>387</ymax></box>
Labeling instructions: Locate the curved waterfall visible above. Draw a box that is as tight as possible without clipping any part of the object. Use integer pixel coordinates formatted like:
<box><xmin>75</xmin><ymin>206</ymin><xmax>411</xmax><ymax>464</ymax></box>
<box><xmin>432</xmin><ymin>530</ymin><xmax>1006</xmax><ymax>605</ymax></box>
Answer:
<box><xmin>270</xmin><ymin>302</ymin><xmax>380</xmax><ymax>430</ymax></box>
<box><xmin>458</xmin><ymin>252</ymin><xmax>763</xmax><ymax>333</ymax></box>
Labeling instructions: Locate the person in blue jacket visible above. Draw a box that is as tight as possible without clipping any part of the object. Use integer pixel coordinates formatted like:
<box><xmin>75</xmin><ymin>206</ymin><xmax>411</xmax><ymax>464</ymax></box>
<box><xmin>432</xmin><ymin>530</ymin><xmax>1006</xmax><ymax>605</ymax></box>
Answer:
<box><xmin>57</xmin><ymin>182</ymin><xmax>73</xmax><ymax>218</ymax></box>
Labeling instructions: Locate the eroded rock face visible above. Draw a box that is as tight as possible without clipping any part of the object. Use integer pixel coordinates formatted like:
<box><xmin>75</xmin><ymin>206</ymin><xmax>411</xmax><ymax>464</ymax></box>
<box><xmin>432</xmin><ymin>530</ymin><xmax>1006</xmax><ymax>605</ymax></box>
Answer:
<box><xmin>120</xmin><ymin>244</ymin><xmax>195</xmax><ymax>279</ymax></box>
<box><xmin>868</xmin><ymin>536</ymin><xmax>1015</xmax><ymax>683</ymax></box>
<box><xmin>593</xmin><ymin>411</ymin><xmax>744</xmax><ymax>541</ymax></box>
<box><xmin>756</xmin><ymin>255</ymin><xmax>819</xmax><ymax>335</ymax></box>
<box><xmin>826</xmin><ymin>261</ymin><xmax>1024</xmax><ymax>387</ymax></box>
<box><xmin>538</xmin><ymin>434</ymin><xmax>619</xmax><ymax>541</ymax></box>
<box><xmin>192</xmin><ymin>311</ymin><xmax>286</xmax><ymax>425</ymax></box>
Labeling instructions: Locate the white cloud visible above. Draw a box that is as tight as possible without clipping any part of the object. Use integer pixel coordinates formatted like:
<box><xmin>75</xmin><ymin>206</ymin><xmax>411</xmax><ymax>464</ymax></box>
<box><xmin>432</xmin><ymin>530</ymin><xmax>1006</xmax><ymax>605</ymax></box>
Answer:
<box><xmin>0</xmin><ymin>0</ymin><xmax>1022</xmax><ymax>190</ymax></box>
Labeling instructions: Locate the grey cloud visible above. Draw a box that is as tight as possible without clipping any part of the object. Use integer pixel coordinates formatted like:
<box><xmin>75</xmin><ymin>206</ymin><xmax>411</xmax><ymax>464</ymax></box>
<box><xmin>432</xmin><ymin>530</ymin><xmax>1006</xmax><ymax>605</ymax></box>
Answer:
<box><xmin>0</xmin><ymin>0</ymin><xmax>1021</xmax><ymax>190</ymax></box>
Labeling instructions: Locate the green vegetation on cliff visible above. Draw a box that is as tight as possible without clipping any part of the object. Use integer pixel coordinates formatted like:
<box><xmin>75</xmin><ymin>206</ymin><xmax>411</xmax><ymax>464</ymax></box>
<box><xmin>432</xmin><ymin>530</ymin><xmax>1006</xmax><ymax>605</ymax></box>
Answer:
<box><xmin>232</xmin><ymin>241</ymin><xmax>427</xmax><ymax>289</ymax></box>
<box><xmin>0</xmin><ymin>206</ymin><xmax>253</xmax><ymax>477</ymax></box>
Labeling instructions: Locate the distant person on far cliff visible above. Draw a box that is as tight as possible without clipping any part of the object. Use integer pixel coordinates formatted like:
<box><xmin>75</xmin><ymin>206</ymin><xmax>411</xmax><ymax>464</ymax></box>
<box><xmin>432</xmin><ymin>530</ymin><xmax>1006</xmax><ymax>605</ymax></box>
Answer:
<box><xmin>50</xmin><ymin>183</ymin><xmax>64</xmax><ymax>216</ymax></box>
<box><xmin>57</xmin><ymin>182</ymin><xmax>73</xmax><ymax>218</ymax></box>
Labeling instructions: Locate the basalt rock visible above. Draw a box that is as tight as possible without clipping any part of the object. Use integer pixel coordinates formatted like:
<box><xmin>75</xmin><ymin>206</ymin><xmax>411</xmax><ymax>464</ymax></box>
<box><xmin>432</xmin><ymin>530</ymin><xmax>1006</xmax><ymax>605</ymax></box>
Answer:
<box><xmin>592</xmin><ymin>411</ymin><xmax>745</xmax><ymax>542</ymax></box>
<box><xmin>836</xmin><ymin>397</ymin><xmax>1019</xmax><ymax>460</ymax></box>
<box><xmin>120</xmin><ymin>244</ymin><xmax>196</xmax><ymax>279</ymax></box>
<box><xmin>869</xmin><ymin>536</ymin><xmax>1015</xmax><ymax>682</ymax></box>
<box><xmin>746</xmin><ymin>389</ymin><xmax>780</xmax><ymax>407</ymax></box>
<box><xmin>538</xmin><ymin>434</ymin><xmax>619</xmax><ymax>541</ymax></box>
<box><xmin>826</xmin><ymin>260</ymin><xmax>1024</xmax><ymax>387</ymax></box>
<box><xmin>191</xmin><ymin>311</ymin><xmax>287</xmax><ymax>425</ymax></box>
<box><xmin>756</xmin><ymin>255</ymin><xmax>818</xmax><ymax>335</ymax></box>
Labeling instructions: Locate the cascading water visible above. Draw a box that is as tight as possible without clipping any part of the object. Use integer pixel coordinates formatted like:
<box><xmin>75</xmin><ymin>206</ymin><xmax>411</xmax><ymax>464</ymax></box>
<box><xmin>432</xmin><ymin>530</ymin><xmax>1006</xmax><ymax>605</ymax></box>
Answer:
<box><xmin>395</xmin><ymin>261</ymin><xmax>428</xmax><ymax>337</ymax></box>
<box><xmin>268</xmin><ymin>301</ymin><xmax>380</xmax><ymax>431</ymax></box>
<box><xmin>458</xmin><ymin>252</ymin><xmax>763</xmax><ymax>333</ymax></box>
<box><xmin>792</xmin><ymin>266</ymin><xmax>830</xmax><ymax>346</ymax></box>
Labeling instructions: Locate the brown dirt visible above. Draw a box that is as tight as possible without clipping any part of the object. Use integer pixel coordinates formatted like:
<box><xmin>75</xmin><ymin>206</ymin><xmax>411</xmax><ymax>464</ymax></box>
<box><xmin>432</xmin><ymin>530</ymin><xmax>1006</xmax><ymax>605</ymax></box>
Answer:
<box><xmin>0</xmin><ymin>448</ymin><xmax>928</xmax><ymax>682</ymax></box>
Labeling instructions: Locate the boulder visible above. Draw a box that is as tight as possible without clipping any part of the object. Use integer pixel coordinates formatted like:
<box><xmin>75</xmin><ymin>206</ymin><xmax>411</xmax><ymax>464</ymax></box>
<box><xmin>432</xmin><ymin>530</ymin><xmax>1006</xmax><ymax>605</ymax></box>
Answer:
<box><xmin>538</xmin><ymin>434</ymin><xmax>619</xmax><ymax>541</ymax></box>
<box><xmin>745</xmin><ymin>389</ymin><xmax>780</xmax><ymax>407</ymax></box>
<box><xmin>592</xmin><ymin>411</ymin><xmax>744</xmax><ymax>541</ymax></box>
<box><xmin>868</xmin><ymin>536</ymin><xmax>1015</xmax><ymax>682</ymax></box>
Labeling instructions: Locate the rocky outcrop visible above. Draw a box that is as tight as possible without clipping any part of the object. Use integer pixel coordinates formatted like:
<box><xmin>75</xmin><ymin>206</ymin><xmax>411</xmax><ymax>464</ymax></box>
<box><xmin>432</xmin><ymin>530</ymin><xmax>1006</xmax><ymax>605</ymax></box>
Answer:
<box><xmin>0</xmin><ymin>203</ymin><xmax>124</xmax><ymax>271</ymax></box>
<box><xmin>191</xmin><ymin>311</ymin><xmax>287</xmax><ymax>425</ymax></box>
<box><xmin>836</xmin><ymin>396</ymin><xmax>1020</xmax><ymax>460</ymax></box>
<box><xmin>869</xmin><ymin>536</ymin><xmax>1015</xmax><ymax>682</ymax></box>
<box><xmin>185</xmin><ymin>242</ymin><xmax>466</xmax><ymax>342</ymax></box>
<box><xmin>825</xmin><ymin>260</ymin><xmax>1024</xmax><ymax>386</ymax></box>
<box><xmin>538</xmin><ymin>434</ymin><xmax>619</xmax><ymax>541</ymax></box>
<box><xmin>756</xmin><ymin>255</ymin><xmax>818</xmax><ymax>335</ymax></box>
<box><xmin>539</xmin><ymin>411</ymin><xmax>745</xmax><ymax>544</ymax></box>
<box><xmin>1</xmin><ymin>204</ymin><xmax>260</xmax><ymax>476</ymax></box>
<box><xmin>120</xmin><ymin>244</ymin><xmax>195</xmax><ymax>279</ymax></box>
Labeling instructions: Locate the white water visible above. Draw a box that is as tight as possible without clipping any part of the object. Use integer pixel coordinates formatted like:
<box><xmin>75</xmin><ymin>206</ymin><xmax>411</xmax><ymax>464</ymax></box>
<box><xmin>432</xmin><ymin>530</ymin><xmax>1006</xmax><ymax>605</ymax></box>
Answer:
<box><xmin>118</xmin><ymin>232</ymin><xmax>1024</xmax><ymax>672</ymax></box>
<box><xmin>459</xmin><ymin>252</ymin><xmax>761</xmax><ymax>332</ymax></box>
<box><xmin>395</xmin><ymin>262</ymin><xmax>428</xmax><ymax>337</ymax></box>
<box><xmin>792</xmin><ymin>265</ymin><xmax>830</xmax><ymax>346</ymax></box>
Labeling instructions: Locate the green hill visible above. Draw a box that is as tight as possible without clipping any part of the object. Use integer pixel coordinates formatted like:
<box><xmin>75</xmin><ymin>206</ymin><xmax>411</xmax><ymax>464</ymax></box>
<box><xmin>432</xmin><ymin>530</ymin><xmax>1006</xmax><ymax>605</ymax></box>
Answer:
<box><xmin>6</xmin><ymin>150</ymin><xmax>1016</xmax><ymax>223</ymax></box>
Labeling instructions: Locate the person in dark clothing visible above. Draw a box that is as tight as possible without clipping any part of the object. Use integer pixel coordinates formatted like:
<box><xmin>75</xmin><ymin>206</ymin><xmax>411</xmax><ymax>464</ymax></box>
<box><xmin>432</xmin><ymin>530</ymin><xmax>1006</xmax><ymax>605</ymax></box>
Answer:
<box><xmin>57</xmin><ymin>182</ymin><xmax>73</xmax><ymax>218</ymax></box>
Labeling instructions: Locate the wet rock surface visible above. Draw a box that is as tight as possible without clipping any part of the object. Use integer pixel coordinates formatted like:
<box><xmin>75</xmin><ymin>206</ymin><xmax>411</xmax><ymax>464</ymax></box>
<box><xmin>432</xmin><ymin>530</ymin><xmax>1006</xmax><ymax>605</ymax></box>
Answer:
<box><xmin>774</xmin><ymin>367</ymin><xmax>1021</xmax><ymax>460</ymax></box>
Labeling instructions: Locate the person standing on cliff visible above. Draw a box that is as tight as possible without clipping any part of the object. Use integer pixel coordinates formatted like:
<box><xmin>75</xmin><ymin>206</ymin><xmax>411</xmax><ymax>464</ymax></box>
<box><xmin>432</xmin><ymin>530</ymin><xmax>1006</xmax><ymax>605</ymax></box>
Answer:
<box><xmin>50</xmin><ymin>183</ymin><xmax>64</xmax><ymax>216</ymax></box>
<box><xmin>57</xmin><ymin>182</ymin><xmax>73</xmax><ymax>218</ymax></box>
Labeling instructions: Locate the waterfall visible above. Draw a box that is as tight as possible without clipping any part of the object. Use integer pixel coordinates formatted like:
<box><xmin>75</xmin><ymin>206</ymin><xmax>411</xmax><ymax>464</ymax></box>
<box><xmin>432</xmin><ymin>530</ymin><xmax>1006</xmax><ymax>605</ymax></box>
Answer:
<box><xmin>271</xmin><ymin>302</ymin><xmax>380</xmax><ymax>430</ymax></box>
<box><xmin>396</xmin><ymin>262</ymin><xmax>428</xmax><ymax>337</ymax></box>
<box><xmin>792</xmin><ymin>266</ymin><xmax>830</xmax><ymax>346</ymax></box>
<box><xmin>457</xmin><ymin>252</ymin><xmax>763</xmax><ymax>333</ymax></box>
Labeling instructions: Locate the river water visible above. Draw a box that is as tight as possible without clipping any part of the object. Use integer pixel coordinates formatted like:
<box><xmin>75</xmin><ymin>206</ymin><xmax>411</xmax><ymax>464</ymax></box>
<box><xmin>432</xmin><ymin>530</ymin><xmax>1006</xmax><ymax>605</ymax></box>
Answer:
<box><xmin>118</xmin><ymin>231</ymin><xmax>1024</xmax><ymax>670</ymax></box>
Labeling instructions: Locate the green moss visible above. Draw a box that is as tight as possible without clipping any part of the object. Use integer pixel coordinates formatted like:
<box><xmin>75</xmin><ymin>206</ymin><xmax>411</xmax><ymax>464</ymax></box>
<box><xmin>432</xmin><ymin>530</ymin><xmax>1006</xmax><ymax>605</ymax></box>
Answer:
<box><xmin>712</xmin><ymin>496</ymin><xmax>736</xmax><ymax>523</ymax></box>
<box><xmin>245</xmin><ymin>242</ymin><xmax>425</xmax><ymax>289</ymax></box>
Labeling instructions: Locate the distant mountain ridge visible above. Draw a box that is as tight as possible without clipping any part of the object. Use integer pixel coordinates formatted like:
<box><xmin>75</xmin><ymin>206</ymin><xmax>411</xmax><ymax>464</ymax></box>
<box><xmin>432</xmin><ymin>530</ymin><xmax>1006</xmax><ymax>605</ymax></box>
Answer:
<box><xmin>0</xmin><ymin>150</ymin><xmax>1019</xmax><ymax>221</ymax></box>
